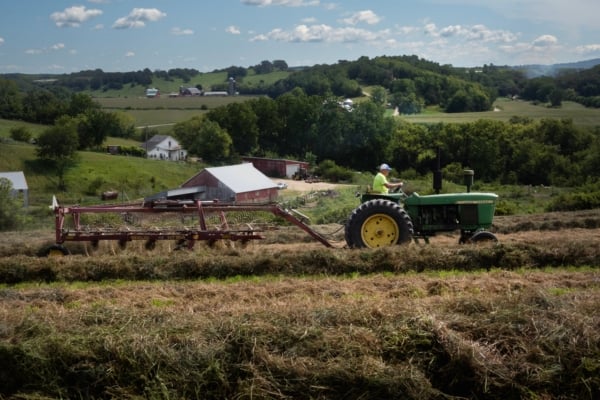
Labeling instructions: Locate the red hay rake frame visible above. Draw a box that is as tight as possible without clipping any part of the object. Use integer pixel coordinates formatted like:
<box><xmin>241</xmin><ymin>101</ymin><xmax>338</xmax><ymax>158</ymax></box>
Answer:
<box><xmin>53</xmin><ymin>198</ymin><xmax>333</xmax><ymax>250</ymax></box>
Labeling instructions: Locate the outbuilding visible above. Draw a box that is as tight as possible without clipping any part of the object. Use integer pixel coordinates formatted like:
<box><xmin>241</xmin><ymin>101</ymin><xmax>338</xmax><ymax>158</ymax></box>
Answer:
<box><xmin>180</xmin><ymin>163</ymin><xmax>278</xmax><ymax>204</ymax></box>
<box><xmin>241</xmin><ymin>156</ymin><xmax>309</xmax><ymax>179</ymax></box>
<box><xmin>0</xmin><ymin>171</ymin><xmax>29</xmax><ymax>207</ymax></box>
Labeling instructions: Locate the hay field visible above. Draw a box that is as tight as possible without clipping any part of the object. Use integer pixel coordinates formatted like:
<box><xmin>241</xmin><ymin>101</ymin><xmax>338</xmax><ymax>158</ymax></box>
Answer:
<box><xmin>0</xmin><ymin>209</ymin><xmax>599</xmax><ymax>399</ymax></box>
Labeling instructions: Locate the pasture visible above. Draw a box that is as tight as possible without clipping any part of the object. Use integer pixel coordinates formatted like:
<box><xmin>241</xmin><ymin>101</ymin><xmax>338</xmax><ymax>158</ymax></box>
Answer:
<box><xmin>96</xmin><ymin>95</ymin><xmax>262</xmax><ymax>130</ymax></box>
<box><xmin>400</xmin><ymin>98</ymin><xmax>600</xmax><ymax>127</ymax></box>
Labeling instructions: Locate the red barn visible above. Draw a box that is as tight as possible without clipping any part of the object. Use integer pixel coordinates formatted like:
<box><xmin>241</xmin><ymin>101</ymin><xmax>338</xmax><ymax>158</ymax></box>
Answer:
<box><xmin>241</xmin><ymin>157</ymin><xmax>309</xmax><ymax>178</ymax></box>
<box><xmin>180</xmin><ymin>163</ymin><xmax>278</xmax><ymax>204</ymax></box>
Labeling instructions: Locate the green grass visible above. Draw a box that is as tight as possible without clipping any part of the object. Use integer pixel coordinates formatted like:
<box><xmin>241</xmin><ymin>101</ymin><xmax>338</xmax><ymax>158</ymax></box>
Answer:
<box><xmin>0</xmin><ymin>141</ymin><xmax>203</xmax><ymax>207</ymax></box>
<box><xmin>0</xmin><ymin>119</ymin><xmax>48</xmax><ymax>139</ymax></box>
<box><xmin>400</xmin><ymin>98</ymin><xmax>600</xmax><ymax>127</ymax></box>
<box><xmin>96</xmin><ymin>96</ymin><xmax>260</xmax><ymax>128</ymax></box>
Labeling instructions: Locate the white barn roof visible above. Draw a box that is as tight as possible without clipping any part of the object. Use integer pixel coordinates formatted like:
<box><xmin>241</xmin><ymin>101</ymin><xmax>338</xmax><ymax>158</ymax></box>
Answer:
<box><xmin>206</xmin><ymin>163</ymin><xmax>277</xmax><ymax>193</ymax></box>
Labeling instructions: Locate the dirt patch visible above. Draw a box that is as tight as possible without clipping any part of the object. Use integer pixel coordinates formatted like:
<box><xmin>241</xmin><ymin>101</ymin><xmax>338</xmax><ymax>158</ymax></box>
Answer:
<box><xmin>274</xmin><ymin>178</ymin><xmax>356</xmax><ymax>193</ymax></box>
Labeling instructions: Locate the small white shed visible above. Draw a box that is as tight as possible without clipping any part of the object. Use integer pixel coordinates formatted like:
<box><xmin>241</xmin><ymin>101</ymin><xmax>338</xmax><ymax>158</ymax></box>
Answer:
<box><xmin>0</xmin><ymin>171</ymin><xmax>29</xmax><ymax>207</ymax></box>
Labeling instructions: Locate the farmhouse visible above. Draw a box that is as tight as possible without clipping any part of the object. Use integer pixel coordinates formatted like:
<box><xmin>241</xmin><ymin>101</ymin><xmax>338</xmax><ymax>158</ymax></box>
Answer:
<box><xmin>241</xmin><ymin>156</ymin><xmax>309</xmax><ymax>179</ymax></box>
<box><xmin>141</xmin><ymin>135</ymin><xmax>187</xmax><ymax>161</ymax></box>
<box><xmin>0</xmin><ymin>171</ymin><xmax>29</xmax><ymax>207</ymax></box>
<box><xmin>180</xmin><ymin>163</ymin><xmax>278</xmax><ymax>204</ymax></box>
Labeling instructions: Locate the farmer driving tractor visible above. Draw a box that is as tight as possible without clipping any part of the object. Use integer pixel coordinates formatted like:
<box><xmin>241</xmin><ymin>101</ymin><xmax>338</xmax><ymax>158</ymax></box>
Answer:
<box><xmin>372</xmin><ymin>163</ymin><xmax>403</xmax><ymax>194</ymax></box>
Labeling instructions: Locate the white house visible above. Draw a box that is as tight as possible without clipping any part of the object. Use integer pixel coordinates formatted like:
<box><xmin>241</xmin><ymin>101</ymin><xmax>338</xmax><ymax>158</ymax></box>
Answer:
<box><xmin>141</xmin><ymin>135</ymin><xmax>187</xmax><ymax>161</ymax></box>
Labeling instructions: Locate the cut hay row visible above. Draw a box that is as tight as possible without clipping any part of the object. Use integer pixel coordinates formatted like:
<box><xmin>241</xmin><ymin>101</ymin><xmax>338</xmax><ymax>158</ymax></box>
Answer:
<box><xmin>0</xmin><ymin>269</ymin><xmax>598</xmax><ymax>399</ymax></box>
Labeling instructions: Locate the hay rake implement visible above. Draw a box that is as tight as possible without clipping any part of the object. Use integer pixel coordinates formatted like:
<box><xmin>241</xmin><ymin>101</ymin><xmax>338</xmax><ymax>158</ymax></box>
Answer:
<box><xmin>47</xmin><ymin>196</ymin><xmax>333</xmax><ymax>255</ymax></box>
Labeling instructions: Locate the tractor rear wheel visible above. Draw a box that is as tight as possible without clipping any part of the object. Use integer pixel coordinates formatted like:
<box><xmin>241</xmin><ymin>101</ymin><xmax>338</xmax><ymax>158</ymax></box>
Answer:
<box><xmin>345</xmin><ymin>199</ymin><xmax>413</xmax><ymax>248</ymax></box>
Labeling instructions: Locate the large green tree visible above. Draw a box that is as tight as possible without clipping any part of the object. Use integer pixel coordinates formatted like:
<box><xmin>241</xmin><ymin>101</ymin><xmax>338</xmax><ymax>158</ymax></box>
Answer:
<box><xmin>172</xmin><ymin>116</ymin><xmax>232</xmax><ymax>162</ymax></box>
<box><xmin>207</xmin><ymin>102</ymin><xmax>259</xmax><ymax>155</ymax></box>
<box><xmin>36</xmin><ymin>116</ymin><xmax>79</xmax><ymax>190</ymax></box>
<box><xmin>0</xmin><ymin>78</ymin><xmax>23</xmax><ymax>119</ymax></box>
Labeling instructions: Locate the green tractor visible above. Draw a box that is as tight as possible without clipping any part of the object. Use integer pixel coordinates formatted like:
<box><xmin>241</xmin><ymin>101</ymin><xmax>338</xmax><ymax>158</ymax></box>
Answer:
<box><xmin>345</xmin><ymin>169</ymin><xmax>498</xmax><ymax>248</ymax></box>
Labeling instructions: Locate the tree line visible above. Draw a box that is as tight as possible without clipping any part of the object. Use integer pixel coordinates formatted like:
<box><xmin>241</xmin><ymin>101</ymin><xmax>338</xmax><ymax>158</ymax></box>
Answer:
<box><xmin>4</xmin><ymin>55</ymin><xmax>599</xmax><ymax>112</ymax></box>
<box><xmin>170</xmin><ymin>88</ymin><xmax>600</xmax><ymax>188</ymax></box>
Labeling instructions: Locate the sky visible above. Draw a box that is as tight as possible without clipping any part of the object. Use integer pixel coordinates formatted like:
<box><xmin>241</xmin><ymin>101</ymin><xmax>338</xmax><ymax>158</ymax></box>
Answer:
<box><xmin>1</xmin><ymin>0</ymin><xmax>600</xmax><ymax>74</ymax></box>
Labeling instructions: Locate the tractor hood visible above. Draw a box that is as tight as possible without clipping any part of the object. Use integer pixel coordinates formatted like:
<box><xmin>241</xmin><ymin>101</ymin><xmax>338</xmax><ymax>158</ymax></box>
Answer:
<box><xmin>404</xmin><ymin>192</ymin><xmax>498</xmax><ymax>206</ymax></box>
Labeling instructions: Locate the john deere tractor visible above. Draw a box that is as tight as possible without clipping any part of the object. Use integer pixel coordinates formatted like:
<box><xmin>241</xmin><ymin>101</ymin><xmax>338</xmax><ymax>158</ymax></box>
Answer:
<box><xmin>345</xmin><ymin>169</ymin><xmax>498</xmax><ymax>248</ymax></box>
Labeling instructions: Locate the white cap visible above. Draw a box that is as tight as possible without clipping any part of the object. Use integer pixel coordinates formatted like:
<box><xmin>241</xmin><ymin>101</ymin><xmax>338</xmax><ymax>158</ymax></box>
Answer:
<box><xmin>379</xmin><ymin>163</ymin><xmax>392</xmax><ymax>171</ymax></box>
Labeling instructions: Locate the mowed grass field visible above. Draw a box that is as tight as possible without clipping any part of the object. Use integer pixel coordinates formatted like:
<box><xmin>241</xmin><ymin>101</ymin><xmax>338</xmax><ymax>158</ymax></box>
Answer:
<box><xmin>96</xmin><ymin>95</ymin><xmax>262</xmax><ymax>130</ymax></box>
<box><xmin>400</xmin><ymin>98</ymin><xmax>600</xmax><ymax>127</ymax></box>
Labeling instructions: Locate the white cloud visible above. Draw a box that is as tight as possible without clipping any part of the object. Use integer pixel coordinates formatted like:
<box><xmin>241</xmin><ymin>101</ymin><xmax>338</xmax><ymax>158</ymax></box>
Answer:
<box><xmin>172</xmin><ymin>27</ymin><xmax>194</xmax><ymax>36</ymax></box>
<box><xmin>24</xmin><ymin>43</ymin><xmax>66</xmax><ymax>55</ymax></box>
<box><xmin>0</xmin><ymin>37</ymin><xmax>4</xmax><ymax>45</ymax></box>
<box><xmin>241</xmin><ymin>0</ymin><xmax>320</xmax><ymax>6</ymax></box>
<box><xmin>125</xmin><ymin>51</ymin><xmax>135</xmax><ymax>57</ymax></box>
<box><xmin>574</xmin><ymin>44</ymin><xmax>600</xmax><ymax>54</ymax></box>
<box><xmin>532</xmin><ymin>34</ymin><xmax>558</xmax><ymax>47</ymax></box>
<box><xmin>50</xmin><ymin>6</ymin><xmax>103</xmax><ymax>28</ymax></box>
<box><xmin>226</xmin><ymin>26</ymin><xmax>241</xmax><ymax>35</ymax></box>
<box><xmin>341</xmin><ymin>10</ymin><xmax>381</xmax><ymax>26</ymax></box>
<box><xmin>112</xmin><ymin>8</ymin><xmax>166</xmax><ymax>29</ymax></box>
<box><xmin>251</xmin><ymin>24</ymin><xmax>387</xmax><ymax>43</ymax></box>
<box><xmin>426</xmin><ymin>23</ymin><xmax>517</xmax><ymax>43</ymax></box>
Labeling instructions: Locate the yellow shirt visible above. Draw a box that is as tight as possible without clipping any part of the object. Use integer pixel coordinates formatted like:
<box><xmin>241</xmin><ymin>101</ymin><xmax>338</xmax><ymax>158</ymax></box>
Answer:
<box><xmin>372</xmin><ymin>172</ymin><xmax>389</xmax><ymax>193</ymax></box>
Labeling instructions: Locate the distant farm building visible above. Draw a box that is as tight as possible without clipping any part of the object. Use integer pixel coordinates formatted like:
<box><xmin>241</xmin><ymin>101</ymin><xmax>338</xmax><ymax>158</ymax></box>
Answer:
<box><xmin>0</xmin><ymin>171</ymin><xmax>29</xmax><ymax>207</ymax></box>
<box><xmin>145</xmin><ymin>88</ymin><xmax>160</xmax><ymax>98</ymax></box>
<box><xmin>241</xmin><ymin>157</ymin><xmax>310</xmax><ymax>179</ymax></box>
<box><xmin>203</xmin><ymin>91</ymin><xmax>228</xmax><ymax>96</ymax></box>
<box><xmin>180</xmin><ymin>163</ymin><xmax>278</xmax><ymax>204</ymax></box>
<box><xmin>228</xmin><ymin>77</ymin><xmax>236</xmax><ymax>95</ymax></box>
<box><xmin>141</xmin><ymin>135</ymin><xmax>187</xmax><ymax>161</ymax></box>
<box><xmin>179</xmin><ymin>86</ymin><xmax>202</xmax><ymax>96</ymax></box>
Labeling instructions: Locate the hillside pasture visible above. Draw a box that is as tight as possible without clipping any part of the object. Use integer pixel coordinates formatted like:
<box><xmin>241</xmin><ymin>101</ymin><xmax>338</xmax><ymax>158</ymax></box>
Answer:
<box><xmin>400</xmin><ymin>98</ymin><xmax>600</xmax><ymax>127</ymax></box>
<box><xmin>87</xmin><ymin>70</ymin><xmax>290</xmax><ymax>98</ymax></box>
<box><xmin>0</xmin><ymin>118</ymin><xmax>48</xmax><ymax>139</ymax></box>
<box><xmin>96</xmin><ymin>95</ymin><xmax>261</xmax><ymax>130</ymax></box>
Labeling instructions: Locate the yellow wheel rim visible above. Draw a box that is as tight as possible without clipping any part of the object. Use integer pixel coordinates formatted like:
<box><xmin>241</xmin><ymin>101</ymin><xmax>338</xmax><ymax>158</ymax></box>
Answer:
<box><xmin>47</xmin><ymin>248</ymin><xmax>65</xmax><ymax>257</ymax></box>
<box><xmin>361</xmin><ymin>213</ymin><xmax>399</xmax><ymax>248</ymax></box>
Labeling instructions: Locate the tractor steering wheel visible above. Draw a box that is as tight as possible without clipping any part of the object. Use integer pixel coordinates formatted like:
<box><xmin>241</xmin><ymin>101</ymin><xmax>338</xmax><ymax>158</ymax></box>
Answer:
<box><xmin>390</xmin><ymin>183</ymin><xmax>404</xmax><ymax>194</ymax></box>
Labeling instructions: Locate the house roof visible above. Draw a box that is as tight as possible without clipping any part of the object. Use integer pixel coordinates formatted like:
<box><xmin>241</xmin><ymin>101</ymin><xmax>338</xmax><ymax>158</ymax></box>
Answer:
<box><xmin>141</xmin><ymin>135</ymin><xmax>175</xmax><ymax>150</ymax></box>
<box><xmin>203</xmin><ymin>163</ymin><xmax>278</xmax><ymax>193</ymax></box>
<box><xmin>0</xmin><ymin>171</ymin><xmax>28</xmax><ymax>190</ymax></box>
<box><xmin>185</xmin><ymin>87</ymin><xmax>202</xmax><ymax>95</ymax></box>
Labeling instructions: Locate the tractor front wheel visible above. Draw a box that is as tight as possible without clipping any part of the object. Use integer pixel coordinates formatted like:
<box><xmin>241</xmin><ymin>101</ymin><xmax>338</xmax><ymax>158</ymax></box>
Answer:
<box><xmin>44</xmin><ymin>244</ymin><xmax>69</xmax><ymax>257</ymax></box>
<box><xmin>345</xmin><ymin>199</ymin><xmax>413</xmax><ymax>248</ymax></box>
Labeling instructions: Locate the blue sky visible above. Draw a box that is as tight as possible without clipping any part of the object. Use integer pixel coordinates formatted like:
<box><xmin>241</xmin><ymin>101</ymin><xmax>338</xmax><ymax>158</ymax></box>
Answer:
<box><xmin>1</xmin><ymin>0</ymin><xmax>599</xmax><ymax>74</ymax></box>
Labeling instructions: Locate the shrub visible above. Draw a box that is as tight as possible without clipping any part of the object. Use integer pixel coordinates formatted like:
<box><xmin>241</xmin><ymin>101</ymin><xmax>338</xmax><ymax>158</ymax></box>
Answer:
<box><xmin>0</xmin><ymin>178</ymin><xmax>19</xmax><ymax>230</ymax></box>
<box><xmin>545</xmin><ymin>190</ymin><xmax>600</xmax><ymax>211</ymax></box>
<box><xmin>314</xmin><ymin>160</ymin><xmax>353</xmax><ymax>182</ymax></box>
<box><xmin>9</xmin><ymin>126</ymin><xmax>31</xmax><ymax>142</ymax></box>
